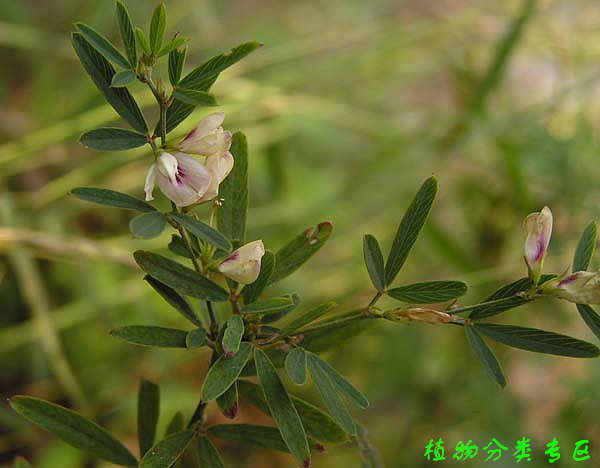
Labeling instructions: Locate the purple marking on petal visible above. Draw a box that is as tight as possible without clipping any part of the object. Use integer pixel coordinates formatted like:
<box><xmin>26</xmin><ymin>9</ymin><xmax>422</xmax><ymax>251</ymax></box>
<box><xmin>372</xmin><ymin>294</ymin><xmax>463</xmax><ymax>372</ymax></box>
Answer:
<box><xmin>558</xmin><ymin>274</ymin><xmax>578</xmax><ymax>288</ymax></box>
<box><xmin>181</xmin><ymin>127</ymin><xmax>197</xmax><ymax>143</ymax></box>
<box><xmin>533</xmin><ymin>237</ymin><xmax>547</xmax><ymax>262</ymax></box>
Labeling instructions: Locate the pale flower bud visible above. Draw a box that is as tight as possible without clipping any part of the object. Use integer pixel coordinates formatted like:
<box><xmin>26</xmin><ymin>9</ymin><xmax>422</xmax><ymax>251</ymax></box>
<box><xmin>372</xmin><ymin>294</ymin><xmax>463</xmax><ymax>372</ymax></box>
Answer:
<box><xmin>384</xmin><ymin>307</ymin><xmax>452</xmax><ymax>324</ymax></box>
<box><xmin>523</xmin><ymin>206</ymin><xmax>553</xmax><ymax>284</ymax></box>
<box><xmin>545</xmin><ymin>271</ymin><xmax>600</xmax><ymax>304</ymax></box>
<box><xmin>218</xmin><ymin>240</ymin><xmax>265</xmax><ymax>284</ymax></box>
<box><xmin>177</xmin><ymin>112</ymin><xmax>232</xmax><ymax>157</ymax></box>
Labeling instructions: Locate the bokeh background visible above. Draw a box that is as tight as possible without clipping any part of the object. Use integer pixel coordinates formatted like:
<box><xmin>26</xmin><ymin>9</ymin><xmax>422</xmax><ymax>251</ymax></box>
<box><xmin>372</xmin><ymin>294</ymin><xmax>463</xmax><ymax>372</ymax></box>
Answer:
<box><xmin>2</xmin><ymin>0</ymin><xmax>600</xmax><ymax>466</ymax></box>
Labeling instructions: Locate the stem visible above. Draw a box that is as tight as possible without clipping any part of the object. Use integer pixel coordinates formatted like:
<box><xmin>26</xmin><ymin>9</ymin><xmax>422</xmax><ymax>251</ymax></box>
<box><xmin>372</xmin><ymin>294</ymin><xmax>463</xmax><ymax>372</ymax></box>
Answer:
<box><xmin>367</xmin><ymin>291</ymin><xmax>383</xmax><ymax>309</ymax></box>
<box><xmin>447</xmin><ymin>294</ymin><xmax>539</xmax><ymax>315</ymax></box>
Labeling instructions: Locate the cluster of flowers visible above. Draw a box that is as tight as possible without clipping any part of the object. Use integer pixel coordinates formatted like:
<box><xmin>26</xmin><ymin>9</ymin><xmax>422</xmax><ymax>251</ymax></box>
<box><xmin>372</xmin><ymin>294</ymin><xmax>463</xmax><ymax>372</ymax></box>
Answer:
<box><xmin>145</xmin><ymin>112</ymin><xmax>265</xmax><ymax>286</ymax></box>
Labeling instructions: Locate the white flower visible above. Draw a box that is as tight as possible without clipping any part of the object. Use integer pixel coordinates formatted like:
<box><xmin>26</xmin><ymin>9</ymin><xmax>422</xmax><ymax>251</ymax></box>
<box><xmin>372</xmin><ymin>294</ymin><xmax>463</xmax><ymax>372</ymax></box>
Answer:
<box><xmin>523</xmin><ymin>206</ymin><xmax>553</xmax><ymax>284</ymax></box>
<box><xmin>195</xmin><ymin>150</ymin><xmax>234</xmax><ymax>204</ymax></box>
<box><xmin>144</xmin><ymin>151</ymin><xmax>212</xmax><ymax>208</ymax></box>
<box><xmin>545</xmin><ymin>271</ymin><xmax>600</xmax><ymax>304</ymax></box>
<box><xmin>218</xmin><ymin>240</ymin><xmax>265</xmax><ymax>284</ymax></box>
<box><xmin>177</xmin><ymin>112</ymin><xmax>232</xmax><ymax>156</ymax></box>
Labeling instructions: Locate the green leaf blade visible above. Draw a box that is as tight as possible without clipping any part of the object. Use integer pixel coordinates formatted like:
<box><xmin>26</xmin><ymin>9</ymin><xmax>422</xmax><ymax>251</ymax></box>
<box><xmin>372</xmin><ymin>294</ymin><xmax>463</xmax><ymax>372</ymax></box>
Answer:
<box><xmin>138</xmin><ymin>379</ymin><xmax>160</xmax><ymax>457</ymax></box>
<box><xmin>168</xmin><ymin>47</ymin><xmax>187</xmax><ymax>86</ymax></box>
<box><xmin>254</xmin><ymin>348</ymin><xmax>310</xmax><ymax>466</ymax></box>
<box><xmin>186</xmin><ymin>328</ymin><xmax>208</xmax><ymax>348</ymax></box>
<box><xmin>111</xmin><ymin>69</ymin><xmax>136</xmax><ymax>87</ymax></box>
<box><xmin>172</xmin><ymin>88</ymin><xmax>217</xmax><ymax>106</ymax></box>
<box><xmin>573</xmin><ymin>221</ymin><xmax>597</xmax><ymax>272</ymax></box>
<box><xmin>387</xmin><ymin>280</ymin><xmax>467</xmax><ymax>304</ymax></box>
<box><xmin>110</xmin><ymin>326</ymin><xmax>188</xmax><ymax>348</ymax></box>
<box><xmin>170</xmin><ymin>213</ymin><xmax>231</xmax><ymax>251</ymax></box>
<box><xmin>309</xmin><ymin>354</ymin><xmax>368</xmax><ymax>409</ymax></box>
<box><xmin>468</xmin><ymin>278</ymin><xmax>532</xmax><ymax>320</ymax></box>
<box><xmin>242</xmin><ymin>296</ymin><xmax>295</xmax><ymax>315</ymax></box>
<box><xmin>71</xmin><ymin>187</ymin><xmax>156</xmax><ymax>212</ymax></box>
<box><xmin>135</xmin><ymin>27</ymin><xmax>151</xmax><ymax>56</ymax></box>
<box><xmin>363</xmin><ymin>234</ymin><xmax>385</xmax><ymax>292</ymax></box>
<box><xmin>139</xmin><ymin>430</ymin><xmax>195</xmax><ymax>468</ymax></box>
<box><xmin>576</xmin><ymin>304</ymin><xmax>600</xmax><ymax>341</ymax></box>
<box><xmin>116</xmin><ymin>1</ymin><xmax>137</xmax><ymax>67</ymax></box>
<box><xmin>129</xmin><ymin>212</ymin><xmax>167</xmax><ymax>239</ymax></box>
<box><xmin>208</xmin><ymin>424</ymin><xmax>289</xmax><ymax>453</ymax></box>
<box><xmin>80</xmin><ymin>127</ymin><xmax>147</xmax><ymax>150</ymax></box>
<box><xmin>197</xmin><ymin>437</ymin><xmax>225</xmax><ymax>468</ymax></box>
<box><xmin>75</xmin><ymin>22</ymin><xmax>131</xmax><ymax>69</ymax></box>
<box><xmin>201</xmin><ymin>342</ymin><xmax>252</xmax><ymax>401</ymax></box>
<box><xmin>285</xmin><ymin>347</ymin><xmax>307</xmax><ymax>385</ymax></box>
<box><xmin>149</xmin><ymin>3</ymin><xmax>167</xmax><ymax>54</ymax></box>
<box><xmin>222</xmin><ymin>315</ymin><xmax>244</xmax><ymax>356</ymax></box>
<box><xmin>279</xmin><ymin>301</ymin><xmax>337</xmax><ymax>337</ymax></box>
<box><xmin>384</xmin><ymin>176</ymin><xmax>438</xmax><ymax>286</ymax></box>
<box><xmin>465</xmin><ymin>325</ymin><xmax>506</xmax><ymax>388</ymax></box>
<box><xmin>9</xmin><ymin>396</ymin><xmax>137</xmax><ymax>466</ymax></box>
<box><xmin>216</xmin><ymin>381</ymin><xmax>238</xmax><ymax>419</ymax></box>
<box><xmin>144</xmin><ymin>276</ymin><xmax>202</xmax><ymax>327</ymax></box>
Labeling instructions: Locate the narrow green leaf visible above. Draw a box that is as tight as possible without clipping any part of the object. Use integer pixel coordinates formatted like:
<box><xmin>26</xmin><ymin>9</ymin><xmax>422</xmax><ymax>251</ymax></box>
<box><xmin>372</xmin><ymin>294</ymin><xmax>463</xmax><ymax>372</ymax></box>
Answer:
<box><xmin>355</xmin><ymin>424</ymin><xmax>384</xmax><ymax>468</ymax></box>
<box><xmin>129</xmin><ymin>212</ymin><xmax>167</xmax><ymax>239</ymax></box>
<box><xmin>135</xmin><ymin>27</ymin><xmax>151</xmax><ymax>56</ymax></box>
<box><xmin>223</xmin><ymin>316</ymin><xmax>244</xmax><ymax>356</ymax></box>
<box><xmin>573</xmin><ymin>221</ymin><xmax>597</xmax><ymax>272</ymax></box>
<box><xmin>253</xmin><ymin>348</ymin><xmax>310</xmax><ymax>465</ymax></box>
<box><xmin>80</xmin><ymin>127</ymin><xmax>147</xmax><ymax>151</ymax></box>
<box><xmin>201</xmin><ymin>342</ymin><xmax>252</xmax><ymax>401</ymax></box>
<box><xmin>149</xmin><ymin>3</ymin><xmax>167</xmax><ymax>54</ymax></box>
<box><xmin>242</xmin><ymin>250</ymin><xmax>275</xmax><ymax>304</ymax></box>
<box><xmin>134</xmin><ymin>251</ymin><xmax>229</xmax><ymax>301</ymax></box>
<box><xmin>111</xmin><ymin>69</ymin><xmax>136</xmax><ymax>87</ymax></box>
<box><xmin>270</xmin><ymin>222</ymin><xmax>333</xmax><ymax>284</ymax></box>
<box><xmin>306</xmin><ymin>353</ymin><xmax>356</xmax><ymax>435</ymax></box>
<box><xmin>75</xmin><ymin>22</ymin><xmax>130</xmax><ymax>69</ymax></box>
<box><xmin>468</xmin><ymin>277</ymin><xmax>532</xmax><ymax>320</ymax></box>
<box><xmin>285</xmin><ymin>347</ymin><xmax>307</xmax><ymax>385</ymax></box>
<box><xmin>165</xmin><ymin>412</ymin><xmax>184</xmax><ymax>436</ymax></box>
<box><xmin>138</xmin><ymin>379</ymin><xmax>160</xmax><ymax>457</ymax></box>
<box><xmin>139</xmin><ymin>430</ymin><xmax>194</xmax><ymax>468</ymax></box>
<box><xmin>168</xmin><ymin>47</ymin><xmax>187</xmax><ymax>86</ymax></box>
<box><xmin>465</xmin><ymin>325</ymin><xmax>506</xmax><ymax>388</ymax></box>
<box><xmin>9</xmin><ymin>396</ymin><xmax>137</xmax><ymax>466</ymax></box>
<box><xmin>363</xmin><ymin>234</ymin><xmax>385</xmax><ymax>291</ymax></box>
<box><xmin>14</xmin><ymin>457</ymin><xmax>33</xmax><ymax>468</ymax></box>
<box><xmin>242</xmin><ymin>296</ymin><xmax>294</xmax><ymax>315</ymax></box>
<box><xmin>144</xmin><ymin>276</ymin><xmax>202</xmax><ymax>327</ymax></box>
<box><xmin>169</xmin><ymin>213</ymin><xmax>231</xmax><ymax>251</ymax></box>
<box><xmin>576</xmin><ymin>304</ymin><xmax>600</xmax><ymax>341</ymax></box>
<box><xmin>475</xmin><ymin>323</ymin><xmax>600</xmax><ymax>358</ymax></box>
<box><xmin>157</xmin><ymin>36</ymin><xmax>188</xmax><ymax>57</ymax></box>
<box><xmin>387</xmin><ymin>280</ymin><xmax>467</xmax><ymax>304</ymax></box>
<box><xmin>71</xmin><ymin>187</ymin><xmax>155</xmax><ymax>212</ymax></box>
<box><xmin>197</xmin><ymin>437</ymin><xmax>224</xmax><ymax>468</ymax></box>
<box><xmin>217</xmin><ymin>132</ymin><xmax>248</xmax><ymax>242</ymax></box>
<box><xmin>110</xmin><ymin>326</ymin><xmax>188</xmax><ymax>348</ymax></box>
<box><xmin>309</xmin><ymin>353</ymin><xmax>368</xmax><ymax>409</ymax></box>
<box><xmin>261</xmin><ymin>293</ymin><xmax>300</xmax><ymax>324</ymax></box>
<box><xmin>216</xmin><ymin>381</ymin><xmax>238</xmax><ymax>419</ymax></box>
<box><xmin>116</xmin><ymin>1</ymin><xmax>137</xmax><ymax>67</ymax></box>
<box><xmin>300</xmin><ymin>316</ymin><xmax>375</xmax><ymax>354</ymax></box>
<box><xmin>279</xmin><ymin>301</ymin><xmax>336</xmax><ymax>337</ymax></box>
<box><xmin>186</xmin><ymin>328</ymin><xmax>208</xmax><ymax>348</ymax></box>
<box><xmin>172</xmin><ymin>88</ymin><xmax>217</xmax><ymax>106</ymax></box>
<box><xmin>208</xmin><ymin>424</ymin><xmax>289</xmax><ymax>452</ymax></box>
<box><xmin>168</xmin><ymin>234</ymin><xmax>193</xmax><ymax>259</ymax></box>
<box><xmin>384</xmin><ymin>176</ymin><xmax>437</xmax><ymax>286</ymax></box>
<box><xmin>71</xmin><ymin>33</ymin><xmax>147</xmax><ymax>133</ymax></box>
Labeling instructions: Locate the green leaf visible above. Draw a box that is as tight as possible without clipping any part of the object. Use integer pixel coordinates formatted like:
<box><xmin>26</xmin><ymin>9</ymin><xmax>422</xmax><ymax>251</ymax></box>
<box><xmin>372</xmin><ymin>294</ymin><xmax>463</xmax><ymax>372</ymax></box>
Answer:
<box><xmin>573</xmin><ymin>221</ymin><xmax>597</xmax><ymax>272</ymax></box>
<box><xmin>197</xmin><ymin>437</ymin><xmax>224</xmax><ymax>468</ymax></box>
<box><xmin>164</xmin><ymin>412</ymin><xmax>184</xmax><ymax>436</ymax></box>
<box><xmin>355</xmin><ymin>424</ymin><xmax>384</xmax><ymax>468</ymax></box>
<box><xmin>71</xmin><ymin>33</ymin><xmax>147</xmax><ymax>133</ymax></box>
<box><xmin>208</xmin><ymin>424</ymin><xmax>289</xmax><ymax>453</ymax></box>
<box><xmin>242</xmin><ymin>250</ymin><xmax>275</xmax><ymax>304</ymax></box>
<box><xmin>139</xmin><ymin>430</ymin><xmax>194</xmax><ymax>468</ymax></box>
<box><xmin>216</xmin><ymin>381</ymin><xmax>238</xmax><ymax>419</ymax></box>
<box><xmin>134</xmin><ymin>251</ymin><xmax>229</xmax><ymax>301</ymax></box>
<box><xmin>110</xmin><ymin>325</ymin><xmax>188</xmax><ymax>348</ymax></box>
<box><xmin>237</xmin><ymin>380</ymin><xmax>348</xmax><ymax>444</ymax></box>
<box><xmin>186</xmin><ymin>328</ymin><xmax>208</xmax><ymax>348</ymax></box>
<box><xmin>576</xmin><ymin>304</ymin><xmax>600</xmax><ymax>341</ymax></box>
<box><xmin>261</xmin><ymin>293</ymin><xmax>300</xmax><ymax>324</ymax></box>
<box><xmin>384</xmin><ymin>176</ymin><xmax>438</xmax><ymax>286</ymax></box>
<box><xmin>169</xmin><ymin>213</ymin><xmax>231</xmax><ymax>251</ymax></box>
<box><xmin>9</xmin><ymin>396</ymin><xmax>137</xmax><ymax>466</ymax></box>
<box><xmin>201</xmin><ymin>342</ymin><xmax>252</xmax><ymax>401</ymax></box>
<box><xmin>279</xmin><ymin>302</ymin><xmax>336</xmax><ymax>337</ymax></box>
<box><xmin>172</xmin><ymin>88</ymin><xmax>217</xmax><ymax>106</ymax></box>
<box><xmin>474</xmin><ymin>323</ymin><xmax>600</xmax><ymax>358</ymax></box>
<box><xmin>135</xmin><ymin>27</ymin><xmax>151</xmax><ymax>56</ymax></box>
<box><xmin>144</xmin><ymin>276</ymin><xmax>202</xmax><ymax>327</ymax></box>
<box><xmin>300</xmin><ymin>316</ymin><xmax>375</xmax><ymax>354</ymax></box>
<box><xmin>130</xmin><ymin>212</ymin><xmax>167</xmax><ymax>239</ymax></box>
<box><xmin>149</xmin><ymin>3</ymin><xmax>167</xmax><ymax>54</ymax></box>
<box><xmin>71</xmin><ymin>187</ymin><xmax>155</xmax><ymax>212</ymax></box>
<box><xmin>468</xmin><ymin>277</ymin><xmax>533</xmax><ymax>320</ymax></box>
<box><xmin>217</xmin><ymin>132</ymin><xmax>248</xmax><ymax>242</ymax></box>
<box><xmin>242</xmin><ymin>296</ymin><xmax>295</xmax><ymax>315</ymax></box>
<box><xmin>116</xmin><ymin>1</ymin><xmax>137</xmax><ymax>67</ymax></box>
<box><xmin>387</xmin><ymin>280</ymin><xmax>467</xmax><ymax>303</ymax></box>
<box><xmin>14</xmin><ymin>457</ymin><xmax>33</xmax><ymax>468</ymax></box>
<box><xmin>111</xmin><ymin>69</ymin><xmax>136</xmax><ymax>87</ymax></box>
<box><xmin>285</xmin><ymin>347</ymin><xmax>307</xmax><ymax>385</ymax></box>
<box><xmin>308</xmin><ymin>353</ymin><xmax>368</xmax><ymax>409</ymax></box>
<box><xmin>75</xmin><ymin>22</ymin><xmax>131</xmax><ymax>69</ymax></box>
<box><xmin>168</xmin><ymin>234</ymin><xmax>193</xmax><ymax>259</ymax></box>
<box><xmin>157</xmin><ymin>36</ymin><xmax>189</xmax><ymax>57</ymax></box>
<box><xmin>465</xmin><ymin>325</ymin><xmax>506</xmax><ymax>388</ymax></box>
<box><xmin>222</xmin><ymin>315</ymin><xmax>244</xmax><ymax>356</ymax></box>
<box><xmin>138</xmin><ymin>379</ymin><xmax>160</xmax><ymax>457</ymax></box>
<box><xmin>80</xmin><ymin>127</ymin><xmax>147</xmax><ymax>150</ymax></box>
<box><xmin>306</xmin><ymin>353</ymin><xmax>356</xmax><ymax>435</ymax></box>
<box><xmin>168</xmin><ymin>47</ymin><xmax>187</xmax><ymax>86</ymax></box>
<box><xmin>253</xmin><ymin>348</ymin><xmax>310</xmax><ymax>465</ymax></box>
<box><xmin>363</xmin><ymin>234</ymin><xmax>385</xmax><ymax>292</ymax></box>
<box><xmin>270</xmin><ymin>222</ymin><xmax>333</xmax><ymax>284</ymax></box>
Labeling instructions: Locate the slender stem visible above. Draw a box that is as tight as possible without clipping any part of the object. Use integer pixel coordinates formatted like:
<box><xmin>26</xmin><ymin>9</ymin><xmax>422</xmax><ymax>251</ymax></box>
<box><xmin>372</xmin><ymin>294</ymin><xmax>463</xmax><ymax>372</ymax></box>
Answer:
<box><xmin>447</xmin><ymin>294</ymin><xmax>539</xmax><ymax>315</ymax></box>
<box><xmin>206</xmin><ymin>300</ymin><xmax>218</xmax><ymax>336</ymax></box>
<box><xmin>367</xmin><ymin>291</ymin><xmax>383</xmax><ymax>309</ymax></box>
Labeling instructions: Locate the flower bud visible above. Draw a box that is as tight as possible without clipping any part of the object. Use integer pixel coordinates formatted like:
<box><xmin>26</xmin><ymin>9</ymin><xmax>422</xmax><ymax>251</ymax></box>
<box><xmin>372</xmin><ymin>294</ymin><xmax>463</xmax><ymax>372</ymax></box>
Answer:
<box><xmin>384</xmin><ymin>307</ymin><xmax>452</xmax><ymax>324</ymax></box>
<box><xmin>177</xmin><ymin>112</ymin><xmax>232</xmax><ymax>157</ymax></box>
<box><xmin>523</xmin><ymin>206</ymin><xmax>553</xmax><ymax>284</ymax></box>
<box><xmin>218</xmin><ymin>240</ymin><xmax>265</xmax><ymax>284</ymax></box>
<box><xmin>545</xmin><ymin>271</ymin><xmax>600</xmax><ymax>304</ymax></box>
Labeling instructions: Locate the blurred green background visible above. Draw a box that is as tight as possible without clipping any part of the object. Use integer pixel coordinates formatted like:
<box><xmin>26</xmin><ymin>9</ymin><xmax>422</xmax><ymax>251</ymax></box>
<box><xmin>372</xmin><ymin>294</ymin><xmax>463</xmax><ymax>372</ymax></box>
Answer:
<box><xmin>2</xmin><ymin>0</ymin><xmax>600</xmax><ymax>466</ymax></box>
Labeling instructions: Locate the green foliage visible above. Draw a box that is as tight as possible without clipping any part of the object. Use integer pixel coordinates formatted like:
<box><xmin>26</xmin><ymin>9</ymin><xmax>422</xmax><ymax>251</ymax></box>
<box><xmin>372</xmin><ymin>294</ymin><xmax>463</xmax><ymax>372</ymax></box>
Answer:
<box><xmin>168</xmin><ymin>47</ymin><xmax>187</xmax><ymax>86</ymax></box>
<box><xmin>139</xmin><ymin>430</ymin><xmax>194</xmax><ymax>468</ymax></box>
<box><xmin>279</xmin><ymin>301</ymin><xmax>337</xmax><ymax>337</ymax></box>
<box><xmin>144</xmin><ymin>276</ymin><xmax>203</xmax><ymax>327</ymax></box>
<box><xmin>242</xmin><ymin>296</ymin><xmax>295</xmax><ymax>315</ymax></box>
<box><xmin>71</xmin><ymin>187</ymin><xmax>156</xmax><ymax>212</ymax></box>
<box><xmin>363</xmin><ymin>234</ymin><xmax>385</xmax><ymax>292</ymax></box>
<box><xmin>80</xmin><ymin>127</ymin><xmax>147</xmax><ymax>150</ymax></box>
<box><xmin>201</xmin><ymin>342</ymin><xmax>252</xmax><ymax>401</ymax></box>
<box><xmin>75</xmin><ymin>22</ymin><xmax>131</xmax><ymax>70</ymax></box>
<box><xmin>170</xmin><ymin>213</ymin><xmax>231</xmax><ymax>251</ymax></box>
<box><xmin>465</xmin><ymin>325</ymin><xmax>506</xmax><ymax>388</ymax></box>
<box><xmin>138</xmin><ymin>379</ymin><xmax>160</xmax><ymax>457</ymax></box>
<box><xmin>216</xmin><ymin>381</ymin><xmax>238</xmax><ymax>419</ymax></box>
<box><xmin>197</xmin><ymin>437</ymin><xmax>225</xmax><ymax>468</ymax></box>
<box><xmin>208</xmin><ymin>424</ymin><xmax>290</xmax><ymax>453</ymax></box>
<box><xmin>149</xmin><ymin>3</ymin><xmax>167</xmax><ymax>54</ymax></box>
<box><xmin>129</xmin><ymin>212</ymin><xmax>167</xmax><ymax>239</ymax></box>
<box><xmin>387</xmin><ymin>280</ymin><xmax>467</xmax><ymax>303</ymax></box>
<box><xmin>576</xmin><ymin>304</ymin><xmax>600</xmax><ymax>341</ymax></box>
<box><xmin>13</xmin><ymin>458</ymin><xmax>33</xmax><ymax>468</ymax></box>
<box><xmin>573</xmin><ymin>221</ymin><xmax>597</xmax><ymax>272</ymax></box>
<box><xmin>222</xmin><ymin>315</ymin><xmax>244</xmax><ymax>356</ymax></box>
<box><xmin>285</xmin><ymin>347</ymin><xmax>308</xmax><ymax>385</ymax></box>
<box><xmin>116</xmin><ymin>1</ymin><xmax>137</xmax><ymax>68</ymax></box>
<box><xmin>135</xmin><ymin>27</ymin><xmax>151</xmax><ymax>56</ymax></box>
<box><xmin>468</xmin><ymin>278</ymin><xmax>532</xmax><ymax>320</ymax></box>
<box><xmin>186</xmin><ymin>328</ymin><xmax>208</xmax><ymax>348</ymax></box>
<box><xmin>9</xmin><ymin>396</ymin><xmax>137</xmax><ymax>466</ymax></box>
<box><xmin>110</xmin><ymin>325</ymin><xmax>188</xmax><ymax>348</ymax></box>
<box><xmin>111</xmin><ymin>69</ymin><xmax>136</xmax><ymax>88</ymax></box>
<box><xmin>172</xmin><ymin>88</ymin><xmax>218</xmax><ymax>106</ymax></box>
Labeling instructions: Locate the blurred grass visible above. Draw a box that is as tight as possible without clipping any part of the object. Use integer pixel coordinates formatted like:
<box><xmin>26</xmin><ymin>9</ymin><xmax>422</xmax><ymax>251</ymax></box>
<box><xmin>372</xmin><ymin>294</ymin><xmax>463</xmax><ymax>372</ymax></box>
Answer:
<box><xmin>3</xmin><ymin>0</ymin><xmax>600</xmax><ymax>466</ymax></box>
